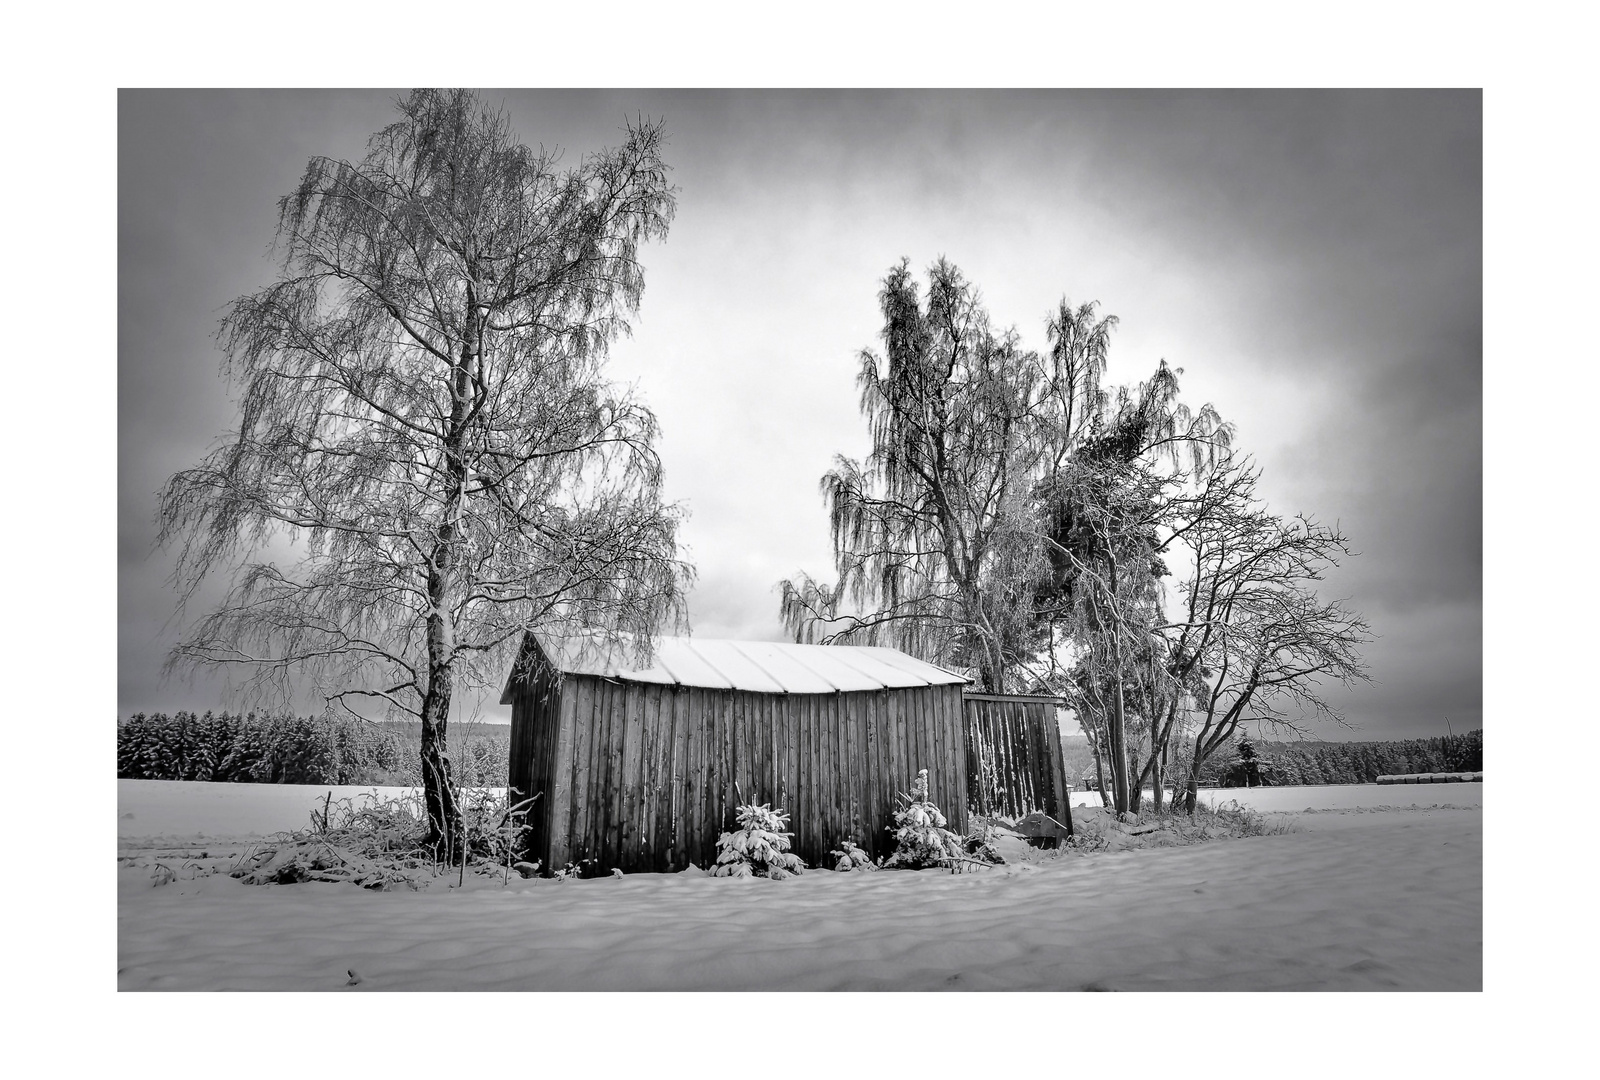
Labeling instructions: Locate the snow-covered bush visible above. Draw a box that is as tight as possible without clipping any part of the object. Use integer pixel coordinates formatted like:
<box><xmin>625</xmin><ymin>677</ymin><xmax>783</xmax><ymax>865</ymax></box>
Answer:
<box><xmin>884</xmin><ymin>769</ymin><xmax>965</xmax><ymax>870</ymax></box>
<box><xmin>961</xmin><ymin>822</ymin><xmax>1005</xmax><ymax>865</ymax></box>
<box><xmin>712</xmin><ymin>803</ymin><xmax>807</xmax><ymax>880</ymax></box>
<box><xmin>830</xmin><ymin>839</ymin><xmax>877</xmax><ymax>871</ymax></box>
<box><xmin>459</xmin><ymin>786</ymin><xmax>537</xmax><ymax>866</ymax></box>
<box><xmin>230</xmin><ymin>787</ymin><xmax>550</xmax><ymax>888</ymax></box>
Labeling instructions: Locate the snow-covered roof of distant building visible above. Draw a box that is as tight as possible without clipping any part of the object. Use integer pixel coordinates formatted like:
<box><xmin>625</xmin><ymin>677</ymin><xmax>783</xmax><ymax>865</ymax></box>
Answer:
<box><xmin>501</xmin><ymin>631</ymin><xmax>968</xmax><ymax>702</ymax></box>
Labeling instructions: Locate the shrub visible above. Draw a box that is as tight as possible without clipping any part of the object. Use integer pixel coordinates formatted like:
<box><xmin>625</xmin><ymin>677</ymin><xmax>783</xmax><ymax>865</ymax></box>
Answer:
<box><xmin>230</xmin><ymin>787</ymin><xmax>539</xmax><ymax>889</ymax></box>
<box><xmin>459</xmin><ymin>787</ymin><xmax>537</xmax><ymax>866</ymax></box>
<box><xmin>232</xmin><ymin>789</ymin><xmax>430</xmax><ymax>888</ymax></box>
<box><xmin>711</xmin><ymin>803</ymin><xmax>807</xmax><ymax>879</ymax></box>
<box><xmin>883</xmin><ymin>769</ymin><xmax>965</xmax><ymax>870</ymax></box>
<box><xmin>1205</xmin><ymin>800</ymin><xmax>1298</xmax><ymax>837</ymax></box>
<box><xmin>830</xmin><ymin>839</ymin><xmax>876</xmax><ymax>871</ymax></box>
<box><xmin>454</xmin><ymin>735</ymin><xmax>509</xmax><ymax>787</ymax></box>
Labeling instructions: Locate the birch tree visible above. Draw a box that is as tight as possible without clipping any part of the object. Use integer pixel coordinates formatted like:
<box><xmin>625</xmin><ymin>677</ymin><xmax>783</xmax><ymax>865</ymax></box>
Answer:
<box><xmin>158</xmin><ymin>90</ymin><xmax>689</xmax><ymax>858</ymax></box>
<box><xmin>779</xmin><ymin>259</ymin><xmax>1049</xmax><ymax>692</ymax></box>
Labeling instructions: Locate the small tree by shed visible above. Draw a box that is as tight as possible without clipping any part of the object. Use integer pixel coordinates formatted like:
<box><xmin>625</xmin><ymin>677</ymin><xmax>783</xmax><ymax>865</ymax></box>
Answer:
<box><xmin>502</xmin><ymin>634</ymin><xmax>971</xmax><ymax>874</ymax></box>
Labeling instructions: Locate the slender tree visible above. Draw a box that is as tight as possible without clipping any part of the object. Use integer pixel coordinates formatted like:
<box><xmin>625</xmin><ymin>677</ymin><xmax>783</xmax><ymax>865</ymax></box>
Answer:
<box><xmin>1123</xmin><ymin>460</ymin><xmax>1264</xmax><ymax>811</ymax></box>
<box><xmin>1033</xmin><ymin>360</ymin><xmax>1231</xmax><ymax>814</ymax></box>
<box><xmin>1042</xmin><ymin>455</ymin><xmax>1172</xmax><ymax>813</ymax></box>
<box><xmin>779</xmin><ymin>259</ymin><xmax>1049</xmax><ymax>692</ymax></box>
<box><xmin>1165</xmin><ymin>459</ymin><xmax>1371</xmax><ymax>813</ymax></box>
<box><xmin>158</xmin><ymin>90</ymin><xmax>690</xmax><ymax>858</ymax></box>
<box><xmin>1039</xmin><ymin>298</ymin><xmax>1116</xmax><ymax>481</ymax></box>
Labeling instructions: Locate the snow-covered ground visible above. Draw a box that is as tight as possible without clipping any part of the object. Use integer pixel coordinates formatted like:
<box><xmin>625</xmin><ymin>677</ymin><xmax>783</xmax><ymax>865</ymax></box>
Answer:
<box><xmin>114</xmin><ymin>779</ymin><xmax>1483</xmax><ymax>843</ymax></box>
<box><xmin>117</xmin><ymin>780</ymin><xmax>1480</xmax><ymax>991</ymax></box>
<box><xmin>1071</xmin><ymin>781</ymin><xmax>1485</xmax><ymax>812</ymax></box>
<box><xmin>116</xmin><ymin>780</ymin><xmax>495</xmax><ymax>844</ymax></box>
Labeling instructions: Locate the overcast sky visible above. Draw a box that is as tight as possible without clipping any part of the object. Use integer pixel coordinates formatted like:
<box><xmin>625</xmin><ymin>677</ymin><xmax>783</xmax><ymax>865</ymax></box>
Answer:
<box><xmin>118</xmin><ymin>89</ymin><xmax>1480</xmax><ymax>740</ymax></box>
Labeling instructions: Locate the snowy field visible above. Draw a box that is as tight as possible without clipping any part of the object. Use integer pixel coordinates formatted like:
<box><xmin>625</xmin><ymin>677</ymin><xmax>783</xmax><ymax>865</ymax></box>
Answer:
<box><xmin>1071</xmin><ymin>782</ymin><xmax>1486</xmax><ymax>812</ymax></box>
<box><xmin>116</xmin><ymin>779</ymin><xmax>1483</xmax><ymax>843</ymax></box>
<box><xmin>117</xmin><ymin>780</ymin><xmax>494</xmax><ymax>844</ymax></box>
<box><xmin>117</xmin><ymin>780</ymin><xmax>1481</xmax><ymax>991</ymax></box>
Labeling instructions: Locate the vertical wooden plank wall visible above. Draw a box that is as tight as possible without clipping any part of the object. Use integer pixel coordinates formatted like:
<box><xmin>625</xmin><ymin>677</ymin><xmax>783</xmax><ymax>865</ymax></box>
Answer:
<box><xmin>962</xmin><ymin>697</ymin><xmax>1071</xmax><ymax>830</ymax></box>
<box><xmin>1043</xmin><ymin>702</ymin><xmax>1069</xmax><ymax>824</ymax></box>
<box><xmin>559</xmin><ymin>674</ymin><xmax>587</xmax><ymax>871</ymax></box>
<box><xmin>515</xmin><ymin>673</ymin><xmax>977</xmax><ymax>875</ymax></box>
<box><xmin>509</xmin><ymin>663</ymin><xmax>563</xmax><ymax>866</ymax></box>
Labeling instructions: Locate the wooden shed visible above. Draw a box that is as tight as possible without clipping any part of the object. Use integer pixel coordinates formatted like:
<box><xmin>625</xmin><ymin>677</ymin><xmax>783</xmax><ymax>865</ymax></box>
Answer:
<box><xmin>500</xmin><ymin>632</ymin><xmax>971</xmax><ymax>875</ymax></box>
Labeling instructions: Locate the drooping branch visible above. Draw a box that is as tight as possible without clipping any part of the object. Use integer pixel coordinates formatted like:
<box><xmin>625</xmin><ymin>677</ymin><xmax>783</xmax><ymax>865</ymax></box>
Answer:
<box><xmin>159</xmin><ymin>91</ymin><xmax>689</xmax><ymax>853</ymax></box>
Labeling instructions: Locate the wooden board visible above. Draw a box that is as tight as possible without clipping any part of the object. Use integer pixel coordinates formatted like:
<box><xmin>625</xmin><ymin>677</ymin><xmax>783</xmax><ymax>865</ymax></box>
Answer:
<box><xmin>556</xmin><ymin>677</ymin><xmax>584</xmax><ymax>867</ymax></box>
<box><xmin>546</xmin><ymin>675</ymin><xmax>575</xmax><ymax>869</ymax></box>
<box><xmin>670</xmin><ymin>684</ymin><xmax>689</xmax><ymax>869</ymax></box>
<box><xmin>644</xmin><ymin>686</ymin><xmax>661</xmax><ymax>870</ymax></box>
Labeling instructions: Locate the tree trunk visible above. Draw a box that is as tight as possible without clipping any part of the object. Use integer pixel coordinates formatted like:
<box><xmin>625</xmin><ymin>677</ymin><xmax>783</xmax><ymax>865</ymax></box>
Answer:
<box><xmin>420</xmin><ymin>666</ymin><xmax>460</xmax><ymax>859</ymax></box>
<box><xmin>417</xmin><ymin>278</ymin><xmax>482</xmax><ymax>863</ymax></box>
<box><xmin>966</xmin><ymin>583</ymin><xmax>1006</xmax><ymax>695</ymax></box>
<box><xmin>1128</xmin><ymin>726</ymin><xmax>1142</xmax><ymax>815</ymax></box>
<box><xmin>1152</xmin><ymin>732</ymin><xmax>1166</xmax><ymax>814</ymax></box>
<box><xmin>1132</xmin><ymin>690</ymin><xmax>1181</xmax><ymax>814</ymax></box>
<box><xmin>1179</xmin><ymin>732</ymin><xmax>1208</xmax><ymax>815</ymax></box>
<box><xmin>1107</xmin><ymin>671</ymin><xmax>1130</xmax><ymax>815</ymax></box>
<box><xmin>420</xmin><ymin>535</ymin><xmax>463</xmax><ymax>858</ymax></box>
<box><xmin>1083</xmin><ymin>718</ymin><xmax>1111</xmax><ymax>810</ymax></box>
<box><xmin>1090</xmin><ymin>550</ymin><xmax>1132</xmax><ymax>817</ymax></box>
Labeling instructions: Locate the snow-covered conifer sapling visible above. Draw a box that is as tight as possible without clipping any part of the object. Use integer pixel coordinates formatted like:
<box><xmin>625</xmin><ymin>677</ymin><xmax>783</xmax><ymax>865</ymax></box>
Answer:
<box><xmin>712</xmin><ymin>803</ymin><xmax>807</xmax><ymax>879</ymax></box>
<box><xmin>830</xmin><ymin>839</ymin><xmax>877</xmax><ymax>871</ymax></box>
<box><xmin>883</xmin><ymin>769</ymin><xmax>965</xmax><ymax>869</ymax></box>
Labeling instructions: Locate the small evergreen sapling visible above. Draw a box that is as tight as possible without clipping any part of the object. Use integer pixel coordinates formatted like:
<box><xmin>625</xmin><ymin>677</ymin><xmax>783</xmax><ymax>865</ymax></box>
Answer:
<box><xmin>884</xmin><ymin>769</ymin><xmax>965</xmax><ymax>869</ymax></box>
<box><xmin>830</xmin><ymin>839</ymin><xmax>876</xmax><ymax>871</ymax></box>
<box><xmin>712</xmin><ymin>803</ymin><xmax>807</xmax><ymax>879</ymax></box>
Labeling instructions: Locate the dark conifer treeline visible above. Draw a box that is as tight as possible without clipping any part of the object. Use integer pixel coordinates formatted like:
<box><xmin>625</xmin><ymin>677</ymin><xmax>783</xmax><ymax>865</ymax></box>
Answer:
<box><xmin>121</xmin><ymin>710</ymin><xmax>1478</xmax><ymax>792</ymax></box>
<box><xmin>1215</xmin><ymin>730</ymin><xmax>1483</xmax><ymax>787</ymax></box>
<box><xmin>116</xmin><ymin>712</ymin><xmax>510</xmax><ymax>787</ymax></box>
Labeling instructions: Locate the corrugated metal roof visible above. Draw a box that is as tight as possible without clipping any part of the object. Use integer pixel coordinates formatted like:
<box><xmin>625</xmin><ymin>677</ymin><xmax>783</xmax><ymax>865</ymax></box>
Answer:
<box><xmin>502</xmin><ymin>632</ymin><xmax>968</xmax><ymax>701</ymax></box>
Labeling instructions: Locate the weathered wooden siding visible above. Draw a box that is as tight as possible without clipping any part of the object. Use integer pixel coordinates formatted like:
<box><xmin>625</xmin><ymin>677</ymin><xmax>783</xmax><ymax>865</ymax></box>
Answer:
<box><xmin>507</xmin><ymin>660</ymin><xmax>565</xmax><ymax>864</ymax></box>
<box><xmin>964</xmin><ymin>695</ymin><xmax>1072</xmax><ymax>830</ymax></box>
<box><xmin>509</xmin><ymin>674</ymin><xmax>967</xmax><ymax>874</ymax></box>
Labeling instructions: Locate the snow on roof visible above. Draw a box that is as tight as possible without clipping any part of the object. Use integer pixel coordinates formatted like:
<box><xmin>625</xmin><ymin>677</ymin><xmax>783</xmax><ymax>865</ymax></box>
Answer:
<box><xmin>501</xmin><ymin>632</ymin><xmax>968</xmax><ymax>701</ymax></box>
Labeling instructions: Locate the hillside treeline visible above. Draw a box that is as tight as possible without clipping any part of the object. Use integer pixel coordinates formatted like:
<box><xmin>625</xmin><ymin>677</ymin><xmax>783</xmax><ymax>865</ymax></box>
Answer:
<box><xmin>117</xmin><ymin>712</ymin><xmax>510</xmax><ymax>787</ymax></box>
<box><xmin>1216</xmin><ymin>730</ymin><xmax>1483</xmax><ymax>787</ymax></box>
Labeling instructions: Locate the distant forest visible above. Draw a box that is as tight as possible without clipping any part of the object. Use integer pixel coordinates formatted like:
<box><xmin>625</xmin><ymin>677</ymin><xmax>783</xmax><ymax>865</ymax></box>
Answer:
<box><xmin>117</xmin><ymin>712</ymin><xmax>510</xmax><ymax>787</ymax></box>
<box><xmin>118</xmin><ymin>710</ymin><xmax>1481</xmax><ymax>792</ymax></box>
<box><xmin>1061</xmin><ymin>729</ymin><xmax>1483</xmax><ymax>790</ymax></box>
<box><xmin>1213</xmin><ymin>730</ymin><xmax>1483</xmax><ymax>787</ymax></box>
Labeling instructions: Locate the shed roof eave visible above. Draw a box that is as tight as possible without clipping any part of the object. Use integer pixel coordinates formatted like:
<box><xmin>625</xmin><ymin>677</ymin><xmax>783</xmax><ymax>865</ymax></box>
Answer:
<box><xmin>509</xmin><ymin>631</ymin><xmax>970</xmax><ymax>695</ymax></box>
